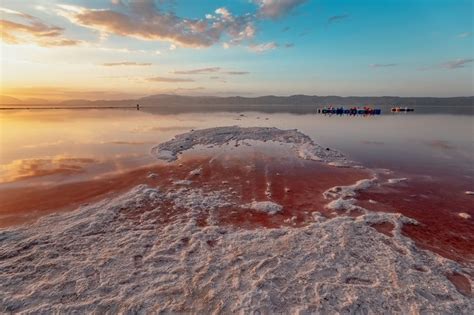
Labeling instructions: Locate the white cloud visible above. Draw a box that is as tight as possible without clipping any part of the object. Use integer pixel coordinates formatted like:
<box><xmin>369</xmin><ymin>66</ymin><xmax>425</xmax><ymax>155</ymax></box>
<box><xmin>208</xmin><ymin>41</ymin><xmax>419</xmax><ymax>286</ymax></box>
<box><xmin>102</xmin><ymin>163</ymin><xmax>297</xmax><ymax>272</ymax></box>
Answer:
<box><xmin>173</xmin><ymin>67</ymin><xmax>221</xmax><ymax>75</ymax></box>
<box><xmin>57</xmin><ymin>2</ymin><xmax>256</xmax><ymax>48</ymax></box>
<box><xmin>215</xmin><ymin>7</ymin><xmax>232</xmax><ymax>20</ymax></box>
<box><xmin>146</xmin><ymin>77</ymin><xmax>194</xmax><ymax>82</ymax></box>
<box><xmin>248</xmin><ymin>41</ymin><xmax>278</xmax><ymax>53</ymax></box>
<box><xmin>0</xmin><ymin>7</ymin><xmax>81</xmax><ymax>47</ymax></box>
<box><xmin>254</xmin><ymin>0</ymin><xmax>307</xmax><ymax>19</ymax></box>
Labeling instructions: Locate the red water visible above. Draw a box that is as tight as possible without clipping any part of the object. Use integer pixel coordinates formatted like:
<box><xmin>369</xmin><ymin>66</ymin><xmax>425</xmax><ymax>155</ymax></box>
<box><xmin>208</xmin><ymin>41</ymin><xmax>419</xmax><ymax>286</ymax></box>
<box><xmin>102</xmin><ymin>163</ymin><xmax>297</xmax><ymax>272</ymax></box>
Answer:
<box><xmin>356</xmin><ymin>175</ymin><xmax>474</xmax><ymax>264</ymax></box>
<box><xmin>1</xmin><ymin>148</ymin><xmax>472</xmax><ymax>267</ymax></box>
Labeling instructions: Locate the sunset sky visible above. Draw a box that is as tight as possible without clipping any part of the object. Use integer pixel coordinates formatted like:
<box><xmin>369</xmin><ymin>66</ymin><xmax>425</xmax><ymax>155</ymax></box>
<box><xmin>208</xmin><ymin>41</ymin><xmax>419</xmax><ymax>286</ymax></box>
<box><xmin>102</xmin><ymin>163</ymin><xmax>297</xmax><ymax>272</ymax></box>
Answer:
<box><xmin>0</xmin><ymin>0</ymin><xmax>472</xmax><ymax>101</ymax></box>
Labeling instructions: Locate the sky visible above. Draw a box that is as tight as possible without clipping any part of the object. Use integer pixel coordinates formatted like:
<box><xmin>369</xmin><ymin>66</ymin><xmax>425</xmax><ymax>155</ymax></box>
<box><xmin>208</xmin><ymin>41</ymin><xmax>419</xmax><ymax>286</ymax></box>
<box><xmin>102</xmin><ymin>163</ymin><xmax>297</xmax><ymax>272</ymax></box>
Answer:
<box><xmin>0</xmin><ymin>0</ymin><xmax>473</xmax><ymax>101</ymax></box>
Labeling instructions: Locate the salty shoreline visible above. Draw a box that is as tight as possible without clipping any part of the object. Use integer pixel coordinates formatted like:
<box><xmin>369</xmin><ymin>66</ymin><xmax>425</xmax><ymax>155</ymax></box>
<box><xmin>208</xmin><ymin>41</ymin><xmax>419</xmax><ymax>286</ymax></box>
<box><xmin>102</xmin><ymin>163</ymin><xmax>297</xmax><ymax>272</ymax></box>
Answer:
<box><xmin>0</xmin><ymin>126</ymin><xmax>472</xmax><ymax>313</ymax></box>
<box><xmin>1</xmin><ymin>179</ymin><xmax>472</xmax><ymax>313</ymax></box>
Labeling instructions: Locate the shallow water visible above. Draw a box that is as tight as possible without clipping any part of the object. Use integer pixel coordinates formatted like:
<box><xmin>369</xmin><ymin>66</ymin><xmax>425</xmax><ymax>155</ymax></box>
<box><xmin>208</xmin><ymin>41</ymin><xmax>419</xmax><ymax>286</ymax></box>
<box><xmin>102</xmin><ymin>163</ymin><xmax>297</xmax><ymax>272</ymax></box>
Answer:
<box><xmin>1</xmin><ymin>107</ymin><xmax>473</xmax><ymax>312</ymax></box>
<box><xmin>1</xmin><ymin>107</ymin><xmax>472</xmax><ymax>188</ymax></box>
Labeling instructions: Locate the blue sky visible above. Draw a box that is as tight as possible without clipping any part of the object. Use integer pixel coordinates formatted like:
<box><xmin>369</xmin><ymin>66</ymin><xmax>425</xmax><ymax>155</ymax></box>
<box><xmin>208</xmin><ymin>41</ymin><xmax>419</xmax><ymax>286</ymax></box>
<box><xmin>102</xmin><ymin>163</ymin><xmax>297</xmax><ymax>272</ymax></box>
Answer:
<box><xmin>1</xmin><ymin>0</ymin><xmax>472</xmax><ymax>100</ymax></box>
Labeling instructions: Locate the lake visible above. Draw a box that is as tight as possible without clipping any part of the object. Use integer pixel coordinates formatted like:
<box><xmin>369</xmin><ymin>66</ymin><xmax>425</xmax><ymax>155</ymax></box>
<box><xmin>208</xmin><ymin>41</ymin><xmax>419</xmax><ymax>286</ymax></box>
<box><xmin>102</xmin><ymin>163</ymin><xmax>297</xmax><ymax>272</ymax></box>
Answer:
<box><xmin>1</xmin><ymin>106</ymin><xmax>472</xmax><ymax>188</ymax></box>
<box><xmin>1</xmin><ymin>105</ymin><xmax>473</xmax><ymax>313</ymax></box>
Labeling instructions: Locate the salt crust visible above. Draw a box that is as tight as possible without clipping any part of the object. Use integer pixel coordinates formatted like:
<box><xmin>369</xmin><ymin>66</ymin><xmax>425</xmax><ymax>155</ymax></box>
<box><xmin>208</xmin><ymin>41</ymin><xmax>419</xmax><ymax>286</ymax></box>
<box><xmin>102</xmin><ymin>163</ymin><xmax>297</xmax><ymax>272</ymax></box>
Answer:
<box><xmin>151</xmin><ymin>126</ymin><xmax>352</xmax><ymax>166</ymax></box>
<box><xmin>241</xmin><ymin>201</ymin><xmax>283</xmax><ymax>215</ymax></box>
<box><xmin>458</xmin><ymin>212</ymin><xmax>471</xmax><ymax>219</ymax></box>
<box><xmin>0</xmin><ymin>183</ymin><xmax>472</xmax><ymax>314</ymax></box>
<box><xmin>1</xmin><ymin>127</ymin><xmax>472</xmax><ymax>313</ymax></box>
<box><xmin>387</xmin><ymin>178</ymin><xmax>408</xmax><ymax>184</ymax></box>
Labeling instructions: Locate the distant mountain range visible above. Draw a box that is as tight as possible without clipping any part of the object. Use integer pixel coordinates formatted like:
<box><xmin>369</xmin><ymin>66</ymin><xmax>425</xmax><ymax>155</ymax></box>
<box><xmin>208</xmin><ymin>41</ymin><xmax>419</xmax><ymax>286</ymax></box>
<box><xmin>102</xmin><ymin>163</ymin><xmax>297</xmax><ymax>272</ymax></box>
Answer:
<box><xmin>1</xmin><ymin>94</ymin><xmax>473</xmax><ymax>107</ymax></box>
<box><xmin>0</xmin><ymin>95</ymin><xmax>50</xmax><ymax>105</ymax></box>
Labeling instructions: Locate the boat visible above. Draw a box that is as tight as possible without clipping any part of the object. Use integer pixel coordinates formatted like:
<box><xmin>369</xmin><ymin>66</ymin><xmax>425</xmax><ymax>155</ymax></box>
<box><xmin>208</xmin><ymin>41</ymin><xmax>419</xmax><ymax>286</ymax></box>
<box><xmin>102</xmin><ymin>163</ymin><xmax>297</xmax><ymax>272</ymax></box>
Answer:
<box><xmin>317</xmin><ymin>106</ymin><xmax>381</xmax><ymax>115</ymax></box>
<box><xmin>391</xmin><ymin>107</ymin><xmax>414</xmax><ymax>112</ymax></box>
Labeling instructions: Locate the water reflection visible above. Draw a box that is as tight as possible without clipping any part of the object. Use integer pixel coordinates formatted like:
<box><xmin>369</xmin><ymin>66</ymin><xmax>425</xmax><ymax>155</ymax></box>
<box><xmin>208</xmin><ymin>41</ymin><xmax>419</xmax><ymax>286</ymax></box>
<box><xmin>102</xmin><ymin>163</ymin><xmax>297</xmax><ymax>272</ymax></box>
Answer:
<box><xmin>0</xmin><ymin>156</ymin><xmax>97</xmax><ymax>183</ymax></box>
<box><xmin>0</xmin><ymin>107</ymin><xmax>473</xmax><ymax>189</ymax></box>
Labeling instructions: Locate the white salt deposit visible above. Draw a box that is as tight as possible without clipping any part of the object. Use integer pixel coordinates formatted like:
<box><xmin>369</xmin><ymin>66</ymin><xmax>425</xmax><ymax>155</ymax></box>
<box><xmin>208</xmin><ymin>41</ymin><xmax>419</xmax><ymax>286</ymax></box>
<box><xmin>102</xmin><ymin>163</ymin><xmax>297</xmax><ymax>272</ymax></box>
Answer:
<box><xmin>324</xmin><ymin>178</ymin><xmax>377</xmax><ymax>213</ymax></box>
<box><xmin>151</xmin><ymin>126</ymin><xmax>352</xmax><ymax>166</ymax></box>
<box><xmin>189</xmin><ymin>167</ymin><xmax>202</xmax><ymax>176</ymax></box>
<box><xmin>0</xmin><ymin>183</ymin><xmax>472</xmax><ymax>314</ymax></box>
<box><xmin>388</xmin><ymin>177</ymin><xmax>408</xmax><ymax>184</ymax></box>
<box><xmin>242</xmin><ymin>201</ymin><xmax>283</xmax><ymax>215</ymax></box>
<box><xmin>154</xmin><ymin>149</ymin><xmax>175</xmax><ymax>161</ymax></box>
<box><xmin>458</xmin><ymin>212</ymin><xmax>471</xmax><ymax>219</ymax></box>
<box><xmin>465</xmin><ymin>191</ymin><xmax>474</xmax><ymax>195</ymax></box>
<box><xmin>173</xmin><ymin>179</ymin><xmax>192</xmax><ymax>186</ymax></box>
<box><xmin>166</xmin><ymin>187</ymin><xmax>233</xmax><ymax>212</ymax></box>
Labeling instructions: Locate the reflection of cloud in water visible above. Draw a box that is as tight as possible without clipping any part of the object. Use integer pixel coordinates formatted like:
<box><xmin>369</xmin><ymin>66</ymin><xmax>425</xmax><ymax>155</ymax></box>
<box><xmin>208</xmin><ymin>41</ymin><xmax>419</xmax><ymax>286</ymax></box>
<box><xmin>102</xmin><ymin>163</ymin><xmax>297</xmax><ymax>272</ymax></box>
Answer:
<box><xmin>131</xmin><ymin>126</ymin><xmax>195</xmax><ymax>133</ymax></box>
<box><xmin>105</xmin><ymin>141</ymin><xmax>154</xmax><ymax>145</ymax></box>
<box><xmin>425</xmin><ymin>140</ymin><xmax>455</xmax><ymax>150</ymax></box>
<box><xmin>22</xmin><ymin>140</ymin><xmax>66</xmax><ymax>149</ymax></box>
<box><xmin>0</xmin><ymin>156</ymin><xmax>97</xmax><ymax>183</ymax></box>
<box><xmin>22</xmin><ymin>140</ymin><xmax>152</xmax><ymax>148</ymax></box>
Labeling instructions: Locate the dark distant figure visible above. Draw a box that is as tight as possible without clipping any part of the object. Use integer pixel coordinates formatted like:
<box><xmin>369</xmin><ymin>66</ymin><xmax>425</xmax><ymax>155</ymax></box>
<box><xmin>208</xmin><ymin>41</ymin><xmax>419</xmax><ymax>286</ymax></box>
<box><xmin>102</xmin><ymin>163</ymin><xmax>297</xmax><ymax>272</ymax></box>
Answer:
<box><xmin>136</xmin><ymin>104</ymin><xmax>140</xmax><ymax>110</ymax></box>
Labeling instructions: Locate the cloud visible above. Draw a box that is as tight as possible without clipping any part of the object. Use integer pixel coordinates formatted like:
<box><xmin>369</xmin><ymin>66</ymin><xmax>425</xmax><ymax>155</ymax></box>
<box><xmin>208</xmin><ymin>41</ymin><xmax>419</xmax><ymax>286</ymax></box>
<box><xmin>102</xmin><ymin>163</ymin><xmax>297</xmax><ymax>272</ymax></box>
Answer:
<box><xmin>369</xmin><ymin>63</ymin><xmax>397</xmax><ymax>68</ymax></box>
<box><xmin>57</xmin><ymin>1</ymin><xmax>256</xmax><ymax>48</ymax></box>
<box><xmin>425</xmin><ymin>140</ymin><xmax>455</xmax><ymax>150</ymax></box>
<box><xmin>215</xmin><ymin>7</ymin><xmax>232</xmax><ymax>20</ymax></box>
<box><xmin>284</xmin><ymin>43</ymin><xmax>294</xmax><ymax>48</ymax></box>
<box><xmin>174</xmin><ymin>87</ymin><xmax>206</xmax><ymax>91</ymax></box>
<box><xmin>282</xmin><ymin>26</ymin><xmax>290</xmax><ymax>32</ymax></box>
<box><xmin>22</xmin><ymin>140</ymin><xmax>65</xmax><ymax>149</ymax></box>
<box><xmin>254</xmin><ymin>0</ymin><xmax>307</xmax><ymax>19</ymax></box>
<box><xmin>299</xmin><ymin>29</ymin><xmax>310</xmax><ymax>36</ymax></box>
<box><xmin>146</xmin><ymin>77</ymin><xmax>195</xmax><ymax>82</ymax></box>
<box><xmin>173</xmin><ymin>67</ymin><xmax>249</xmax><ymax>75</ymax></box>
<box><xmin>174</xmin><ymin>67</ymin><xmax>221</xmax><ymax>74</ymax></box>
<box><xmin>328</xmin><ymin>14</ymin><xmax>349</xmax><ymax>24</ymax></box>
<box><xmin>0</xmin><ymin>7</ymin><xmax>81</xmax><ymax>47</ymax></box>
<box><xmin>418</xmin><ymin>58</ymin><xmax>474</xmax><ymax>71</ymax></box>
<box><xmin>226</xmin><ymin>71</ymin><xmax>249</xmax><ymax>75</ymax></box>
<box><xmin>106</xmin><ymin>140</ymin><xmax>153</xmax><ymax>145</ymax></box>
<box><xmin>441</xmin><ymin>58</ymin><xmax>474</xmax><ymax>69</ymax></box>
<box><xmin>102</xmin><ymin>61</ymin><xmax>152</xmax><ymax>66</ymax></box>
<box><xmin>248</xmin><ymin>41</ymin><xmax>278</xmax><ymax>53</ymax></box>
<box><xmin>456</xmin><ymin>32</ymin><xmax>472</xmax><ymax>38</ymax></box>
<box><xmin>0</xmin><ymin>7</ymin><xmax>28</xmax><ymax>16</ymax></box>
